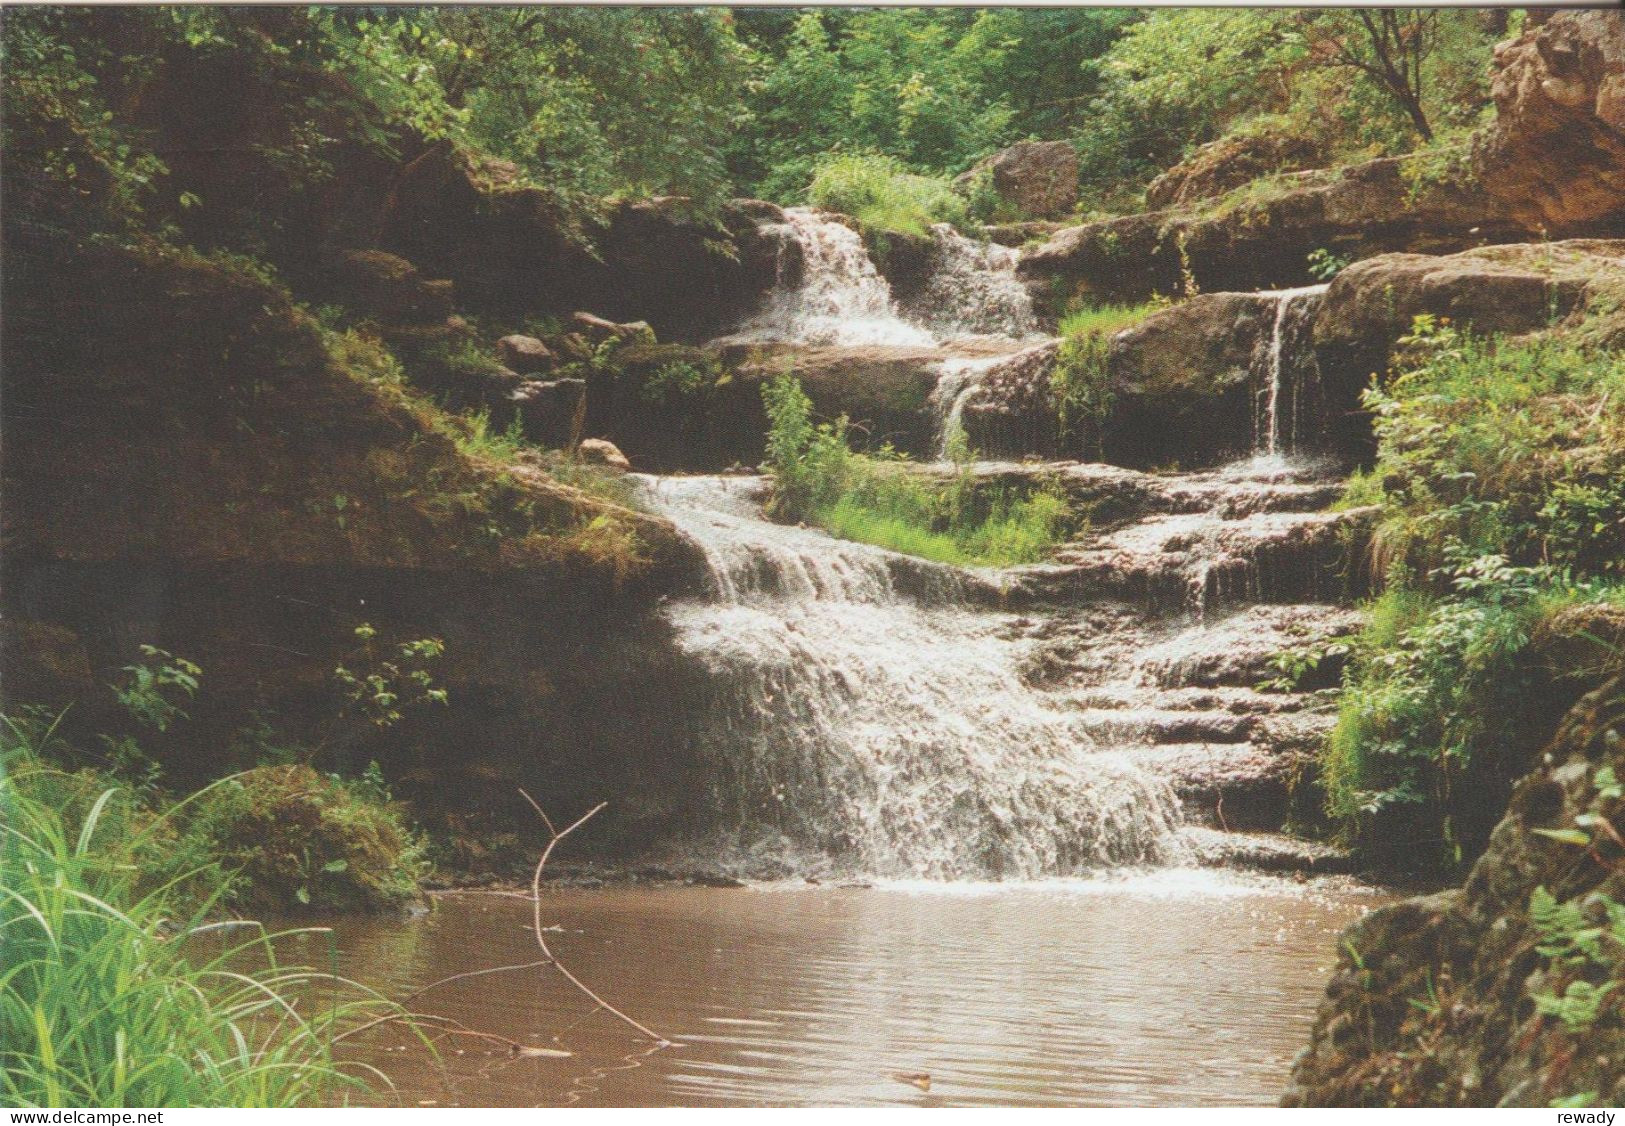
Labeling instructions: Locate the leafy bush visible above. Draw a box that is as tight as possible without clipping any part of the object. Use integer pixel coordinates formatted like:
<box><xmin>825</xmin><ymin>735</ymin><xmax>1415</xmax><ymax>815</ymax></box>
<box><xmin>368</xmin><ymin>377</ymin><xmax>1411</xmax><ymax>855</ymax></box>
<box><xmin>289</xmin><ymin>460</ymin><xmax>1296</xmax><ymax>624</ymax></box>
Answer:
<box><xmin>762</xmin><ymin>375</ymin><xmax>1075</xmax><ymax>566</ymax></box>
<box><xmin>807</xmin><ymin>153</ymin><xmax>971</xmax><ymax>239</ymax></box>
<box><xmin>0</xmin><ymin>741</ymin><xmax>406</xmax><ymax>1106</ymax></box>
<box><xmin>1359</xmin><ymin>321</ymin><xmax>1625</xmax><ymax>580</ymax></box>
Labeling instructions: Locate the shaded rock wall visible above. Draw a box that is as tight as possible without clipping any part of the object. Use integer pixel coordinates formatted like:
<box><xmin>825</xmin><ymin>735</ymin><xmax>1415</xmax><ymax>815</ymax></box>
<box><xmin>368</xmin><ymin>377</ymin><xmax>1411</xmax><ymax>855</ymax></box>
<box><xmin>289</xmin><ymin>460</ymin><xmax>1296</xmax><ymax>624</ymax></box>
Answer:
<box><xmin>1286</xmin><ymin>678</ymin><xmax>1625</xmax><ymax>1107</ymax></box>
<box><xmin>0</xmin><ymin>232</ymin><xmax>707</xmax><ymax>845</ymax></box>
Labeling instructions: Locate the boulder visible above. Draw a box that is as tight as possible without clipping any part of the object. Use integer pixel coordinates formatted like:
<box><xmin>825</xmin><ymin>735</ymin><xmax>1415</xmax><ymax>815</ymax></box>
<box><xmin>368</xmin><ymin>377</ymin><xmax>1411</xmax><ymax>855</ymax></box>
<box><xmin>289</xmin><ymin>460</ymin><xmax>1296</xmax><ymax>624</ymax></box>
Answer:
<box><xmin>576</xmin><ymin>438</ymin><xmax>631</xmax><ymax>472</ymax></box>
<box><xmin>957</xmin><ymin>141</ymin><xmax>1079</xmax><ymax>220</ymax></box>
<box><xmin>1146</xmin><ymin>132</ymin><xmax>1324</xmax><ymax>211</ymax></box>
<box><xmin>1285</xmin><ymin>678</ymin><xmax>1625</xmax><ymax>1107</ymax></box>
<box><xmin>1478</xmin><ymin>10</ymin><xmax>1625</xmax><ymax>231</ymax></box>
<box><xmin>320</xmin><ymin>249</ymin><xmax>455</xmax><ymax>325</ymax></box>
<box><xmin>497</xmin><ymin>334</ymin><xmax>555</xmax><ymax>375</ymax></box>
<box><xmin>511</xmin><ymin>377</ymin><xmax>587</xmax><ymax>449</ymax></box>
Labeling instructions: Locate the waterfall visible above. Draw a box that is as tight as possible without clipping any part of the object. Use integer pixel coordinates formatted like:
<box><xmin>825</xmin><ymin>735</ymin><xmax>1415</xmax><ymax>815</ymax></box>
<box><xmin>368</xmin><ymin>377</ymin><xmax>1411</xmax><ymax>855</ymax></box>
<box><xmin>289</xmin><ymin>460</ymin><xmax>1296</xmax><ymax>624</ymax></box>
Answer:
<box><xmin>736</xmin><ymin>208</ymin><xmax>935</xmax><ymax>347</ymax></box>
<box><xmin>733</xmin><ymin>209</ymin><xmax>1039</xmax><ymax>348</ymax></box>
<box><xmin>636</xmin><ymin>474</ymin><xmax>1185</xmax><ymax>880</ymax></box>
<box><xmin>1255</xmin><ymin>284</ymin><xmax>1328</xmax><ymax>458</ymax></box>
<box><xmin>909</xmin><ymin>223</ymin><xmax>1038</xmax><ymax>341</ymax></box>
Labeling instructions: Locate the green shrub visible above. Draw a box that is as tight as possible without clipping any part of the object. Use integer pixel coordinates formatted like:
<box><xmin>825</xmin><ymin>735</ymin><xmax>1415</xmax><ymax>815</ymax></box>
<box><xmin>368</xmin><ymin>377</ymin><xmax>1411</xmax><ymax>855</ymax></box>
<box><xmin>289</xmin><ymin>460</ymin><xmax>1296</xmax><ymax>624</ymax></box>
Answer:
<box><xmin>0</xmin><ymin>741</ymin><xmax>405</xmax><ymax>1107</ymax></box>
<box><xmin>807</xmin><ymin>153</ymin><xmax>971</xmax><ymax>239</ymax></box>
<box><xmin>1359</xmin><ymin>320</ymin><xmax>1625</xmax><ymax>580</ymax></box>
<box><xmin>1316</xmin><ymin>321</ymin><xmax>1625</xmax><ymax>870</ymax></box>
<box><xmin>762</xmin><ymin>375</ymin><xmax>1075</xmax><ymax>566</ymax></box>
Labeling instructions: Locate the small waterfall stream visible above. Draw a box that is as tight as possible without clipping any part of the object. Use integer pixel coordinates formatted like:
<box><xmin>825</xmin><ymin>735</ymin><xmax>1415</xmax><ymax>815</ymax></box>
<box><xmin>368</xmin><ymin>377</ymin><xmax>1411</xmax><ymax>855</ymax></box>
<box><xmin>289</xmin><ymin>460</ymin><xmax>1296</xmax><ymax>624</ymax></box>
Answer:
<box><xmin>1255</xmin><ymin>284</ymin><xmax>1328</xmax><ymax>458</ymax></box>
<box><xmin>737</xmin><ymin>208</ymin><xmax>936</xmax><ymax>347</ymax></box>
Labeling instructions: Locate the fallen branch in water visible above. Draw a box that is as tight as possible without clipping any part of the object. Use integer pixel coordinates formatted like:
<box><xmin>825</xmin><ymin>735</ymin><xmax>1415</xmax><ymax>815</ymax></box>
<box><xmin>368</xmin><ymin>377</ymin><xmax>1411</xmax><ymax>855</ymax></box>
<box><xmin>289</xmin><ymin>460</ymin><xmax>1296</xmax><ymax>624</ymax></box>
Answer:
<box><xmin>518</xmin><ymin>790</ymin><xmax>673</xmax><ymax>1046</ymax></box>
<box><xmin>336</xmin><ymin>792</ymin><xmax>670</xmax><ymax>1060</ymax></box>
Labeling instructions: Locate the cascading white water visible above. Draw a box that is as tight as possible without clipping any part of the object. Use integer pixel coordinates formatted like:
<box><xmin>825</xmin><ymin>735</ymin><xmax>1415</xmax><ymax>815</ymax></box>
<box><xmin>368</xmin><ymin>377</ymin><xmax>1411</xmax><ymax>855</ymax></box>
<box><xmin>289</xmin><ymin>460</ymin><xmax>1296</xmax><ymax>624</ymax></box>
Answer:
<box><xmin>735</xmin><ymin>209</ymin><xmax>1040</xmax><ymax>348</ymax></box>
<box><xmin>910</xmin><ymin>223</ymin><xmax>1038</xmax><ymax>341</ymax></box>
<box><xmin>636</xmin><ymin>474</ymin><xmax>1185</xmax><ymax>880</ymax></box>
<box><xmin>1257</xmin><ymin>284</ymin><xmax>1328</xmax><ymax>458</ymax></box>
<box><xmin>737</xmin><ymin>208</ymin><xmax>935</xmax><ymax>347</ymax></box>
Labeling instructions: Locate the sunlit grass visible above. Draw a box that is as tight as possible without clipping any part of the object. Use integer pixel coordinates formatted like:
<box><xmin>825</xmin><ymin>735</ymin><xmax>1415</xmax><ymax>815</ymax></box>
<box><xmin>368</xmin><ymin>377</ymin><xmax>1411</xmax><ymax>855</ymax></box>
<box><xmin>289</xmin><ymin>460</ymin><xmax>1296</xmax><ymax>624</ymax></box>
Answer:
<box><xmin>0</xmin><ymin>728</ymin><xmax>414</xmax><ymax>1108</ymax></box>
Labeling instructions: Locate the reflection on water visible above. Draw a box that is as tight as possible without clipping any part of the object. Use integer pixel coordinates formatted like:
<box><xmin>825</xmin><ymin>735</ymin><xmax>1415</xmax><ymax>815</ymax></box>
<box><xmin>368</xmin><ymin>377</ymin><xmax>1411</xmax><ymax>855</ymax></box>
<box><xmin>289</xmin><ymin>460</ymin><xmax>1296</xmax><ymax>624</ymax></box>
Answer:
<box><xmin>299</xmin><ymin>874</ymin><xmax>1380</xmax><ymax>1107</ymax></box>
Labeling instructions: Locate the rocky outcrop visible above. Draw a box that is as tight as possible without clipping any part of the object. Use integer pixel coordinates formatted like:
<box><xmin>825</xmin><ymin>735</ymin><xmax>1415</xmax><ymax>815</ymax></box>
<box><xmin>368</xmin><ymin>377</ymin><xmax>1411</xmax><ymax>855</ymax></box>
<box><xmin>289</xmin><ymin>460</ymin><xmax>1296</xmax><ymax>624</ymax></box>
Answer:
<box><xmin>1021</xmin><ymin>12</ymin><xmax>1625</xmax><ymax>312</ymax></box>
<box><xmin>1285</xmin><ymin>678</ymin><xmax>1625</xmax><ymax>1107</ymax></box>
<box><xmin>961</xmin><ymin>293</ymin><xmax>1326</xmax><ymax>469</ymax></box>
<box><xmin>0</xmin><ymin>232</ymin><xmax>702</xmax><ymax>839</ymax></box>
<box><xmin>1478</xmin><ymin>10</ymin><xmax>1625</xmax><ymax>232</ymax></box>
<box><xmin>1146</xmin><ymin>132</ymin><xmax>1324</xmax><ymax>211</ymax></box>
<box><xmin>956</xmin><ymin>141</ymin><xmax>1080</xmax><ymax>220</ymax></box>
<box><xmin>381</xmin><ymin>148</ymin><xmax>781</xmax><ymax>341</ymax></box>
<box><xmin>1312</xmin><ymin>239</ymin><xmax>1625</xmax><ymax>449</ymax></box>
<box><xmin>1104</xmin><ymin>293</ymin><xmax>1279</xmax><ymax>467</ymax></box>
<box><xmin>1019</xmin><ymin>160</ymin><xmax>1528</xmax><ymax>312</ymax></box>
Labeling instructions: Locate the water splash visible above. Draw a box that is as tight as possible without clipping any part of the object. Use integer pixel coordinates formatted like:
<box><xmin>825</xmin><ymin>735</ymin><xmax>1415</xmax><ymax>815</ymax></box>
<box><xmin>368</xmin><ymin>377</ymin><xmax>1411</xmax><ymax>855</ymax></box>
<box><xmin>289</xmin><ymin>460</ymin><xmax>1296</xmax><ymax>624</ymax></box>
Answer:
<box><xmin>635</xmin><ymin>474</ymin><xmax>1185</xmax><ymax>880</ymax></box>
<box><xmin>734</xmin><ymin>210</ymin><xmax>1039</xmax><ymax>348</ymax></box>
<box><xmin>908</xmin><ymin>223</ymin><xmax>1038</xmax><ymax>341</ymax></box>
<box><xmin>736</xmin><ymin>208</ymin><xmax>934</xmax><ymax>347</ymax></box>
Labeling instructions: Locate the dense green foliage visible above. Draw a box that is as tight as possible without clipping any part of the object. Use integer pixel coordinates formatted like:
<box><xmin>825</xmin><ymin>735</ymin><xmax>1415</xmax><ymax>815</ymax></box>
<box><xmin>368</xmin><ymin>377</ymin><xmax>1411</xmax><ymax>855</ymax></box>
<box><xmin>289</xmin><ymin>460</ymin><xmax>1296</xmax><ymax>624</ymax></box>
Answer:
<box><xmin>0</xmin><ymin>737</ymin><xmax>409</xmax><ymax>1106</ymax></box>
<box><xmin>763</xmin><ymin>376</ymin><xmax>1075</xmax><ymax>566</ymax></box>
<box><xmin>3</xmin><ymin>6</ymin><xmax>1517</xmax><ymax>244</ymax></box>
<box><xmin>1314</xmin><ymin>325</ymin><xmax>1625</xmax><ymax>869</ymax></box>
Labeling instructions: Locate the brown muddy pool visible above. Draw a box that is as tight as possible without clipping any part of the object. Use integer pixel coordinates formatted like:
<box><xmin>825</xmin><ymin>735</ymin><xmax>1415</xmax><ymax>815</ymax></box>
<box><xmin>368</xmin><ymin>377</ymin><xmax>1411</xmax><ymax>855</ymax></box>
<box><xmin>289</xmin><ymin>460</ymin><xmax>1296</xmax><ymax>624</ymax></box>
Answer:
<box><xmin>297</xmin><ymin>872</ymin><xmax>1382</xmax><ymax>1108</ymax></box>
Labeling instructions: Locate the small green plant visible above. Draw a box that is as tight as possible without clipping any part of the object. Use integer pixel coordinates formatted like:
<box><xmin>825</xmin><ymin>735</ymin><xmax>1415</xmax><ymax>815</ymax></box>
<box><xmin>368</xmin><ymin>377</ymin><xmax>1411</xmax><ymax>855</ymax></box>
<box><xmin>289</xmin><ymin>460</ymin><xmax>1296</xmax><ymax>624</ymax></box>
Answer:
<box><xmin>448</xmin><ymin>407</ymin><xmax>529</xmax><ymax>463</ymax></box>
<box><xmin>332</xmin><ymin>623</ymin><xmax>448</xmax><ymax>732</ymax></box>
<box><xmin>1307</xmin><ymin>246</ymin><xmax>1353</xmax><ymax>281</ymax></box>
<box><xmin>111</xmin><ymin>645</ymin><xmax>201</xmax><ymax>734</ymax></box>
<box><xmin>641</xmin><ymin>357</ymin><xmax>721</xmax><ymax>405</ymax></box>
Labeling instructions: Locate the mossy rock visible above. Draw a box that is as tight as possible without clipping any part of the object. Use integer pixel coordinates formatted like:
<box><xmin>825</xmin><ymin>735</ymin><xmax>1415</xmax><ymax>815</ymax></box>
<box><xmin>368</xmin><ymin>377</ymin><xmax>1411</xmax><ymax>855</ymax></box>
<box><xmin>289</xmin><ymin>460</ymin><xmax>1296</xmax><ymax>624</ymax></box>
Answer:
<box><xmin>184</xmin><ymin>764</ymin><xmax>426</xmax><ymax>914</ymax></box>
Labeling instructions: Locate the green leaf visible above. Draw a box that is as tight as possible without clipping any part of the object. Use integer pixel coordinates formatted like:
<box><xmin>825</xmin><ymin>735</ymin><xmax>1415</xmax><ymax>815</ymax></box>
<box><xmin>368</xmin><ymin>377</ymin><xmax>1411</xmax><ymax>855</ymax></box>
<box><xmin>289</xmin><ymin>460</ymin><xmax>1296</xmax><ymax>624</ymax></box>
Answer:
<box><xmin>321</xmin><ymin>859</ymin><xmax>349</xmax><ymax>874</ymax></box>
<box><xmin>1532</xmin><ymin>828</ymin><xmax>1592</xmax><ymax>847</ymax></box>
<box><xmin>295</xmin><ymin>886</ymin><xmax>311</xmax><ymax>905</ymax></box>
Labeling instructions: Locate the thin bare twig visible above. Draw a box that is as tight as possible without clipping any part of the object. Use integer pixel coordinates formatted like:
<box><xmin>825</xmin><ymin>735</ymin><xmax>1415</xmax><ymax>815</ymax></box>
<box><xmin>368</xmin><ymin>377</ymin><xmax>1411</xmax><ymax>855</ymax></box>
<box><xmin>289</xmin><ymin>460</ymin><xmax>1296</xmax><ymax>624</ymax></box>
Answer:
<box><xmin>522</xmin><ymin>797</ymin><xmax>673</xmax><ymax>1046</ymax></box>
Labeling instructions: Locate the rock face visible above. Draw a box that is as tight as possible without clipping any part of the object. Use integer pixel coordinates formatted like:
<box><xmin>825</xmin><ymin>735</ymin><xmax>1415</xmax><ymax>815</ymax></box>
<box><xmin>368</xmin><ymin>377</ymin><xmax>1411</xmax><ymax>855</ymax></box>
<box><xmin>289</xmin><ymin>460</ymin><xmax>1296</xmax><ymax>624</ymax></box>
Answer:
<box><xmin>381</xmin><ymin>151</ymin><xmax>781</xmax><ymax>341</ymax></box>
<box><xmin>1105</xmin><ymin>294</ymin><xmax>1278</xmax><ymax>467</ymax></box>
<box><xmin>0</xmin><ymin>231</ymin><xmax>702</xmax><ymax>839</ymax></box>
<box><xmin>1312</xmin><ymin>239</ymin><xmax>1625</xmax><ymax>452</ymax></box>
<box><xmin>958</xmin><ymin>141</ymin><xmax>1079</xmax><ymax>220</ymax></box>
<box><xmin>1019</xmin><ymin>159</ymin><xmax>1526</xmax><ymax>312</ymax></box>
<box><xmin>583</xmin><ymin>342</ymin><xmax>961</xmax><ymax>471</ymax></box>
<box><xmin>1478</xmin><ymin>10</ymin><xmax>1625</xmax><ymax>232</ymax></box>
<box><xmin>1285</xmin><ymin>678</ymin><xmax>1625</xmax><ymax>1107</ymax></box>
<box><xmin>1146</xmin><ymin>132</ymin><xmax>1324</xmax><ymax>211</ymax></box>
